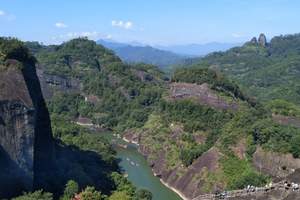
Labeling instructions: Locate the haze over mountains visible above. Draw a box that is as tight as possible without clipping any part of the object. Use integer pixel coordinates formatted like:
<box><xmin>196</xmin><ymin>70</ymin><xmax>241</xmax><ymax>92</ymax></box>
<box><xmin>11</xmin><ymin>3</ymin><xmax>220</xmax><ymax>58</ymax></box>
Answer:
<box><xmin>155</xmin><ymin>42</ymin><xmax>242</xmax><ymax>56</ymax></box>
<box><xmin>98</xmin><ymin>39</ymin><xmax>241</xmax><ymax>56</ymax></box>
<box><xmin>97</xmin><ymin>39</ymin><xmax>241</xmax><ymax>70</ymax></box>
<box><xmin>2</xmin><ymin>31</ymin><xmax>300</xmax><ymax>200</ymax></box>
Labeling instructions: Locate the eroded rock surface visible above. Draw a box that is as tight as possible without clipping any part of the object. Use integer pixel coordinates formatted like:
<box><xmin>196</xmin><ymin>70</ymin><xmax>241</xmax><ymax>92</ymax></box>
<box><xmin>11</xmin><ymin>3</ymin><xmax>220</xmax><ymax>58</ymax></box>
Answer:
<box><xmin>0</xmin><ymin>61</ymin><xmax>54</xmax><ymax>198</ymax></box>
<box><xmin>170</xmin><ymin>82</ymin><xmax>238</xmax><ymax>110</ymax></box>
<box><xmin>253</xmin><ymin>147</ymin><xmax>300</xmax><ymax>179</ymax></box>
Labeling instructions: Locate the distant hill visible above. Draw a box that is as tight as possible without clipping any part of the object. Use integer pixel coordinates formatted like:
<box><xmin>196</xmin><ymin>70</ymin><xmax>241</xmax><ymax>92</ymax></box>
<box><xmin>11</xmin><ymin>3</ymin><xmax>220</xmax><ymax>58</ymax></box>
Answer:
<box><xmin>187</xmin><ymin>33</ymin><xmax>300</xmax><ymax>106</ymax></box>
<box><xmin>97</xmin><ymin>40</ymin><xmax>242</xmax><ymax>72</ymax></box>
<box><xmin>97</xmin><ymin>39</ymin><xmax>187</xmax><ymax>71</ymax></box>
<box><xmin>156</xmin><ymin>42</ymin><xmax>242</xmax><ymax>56</ymax></box>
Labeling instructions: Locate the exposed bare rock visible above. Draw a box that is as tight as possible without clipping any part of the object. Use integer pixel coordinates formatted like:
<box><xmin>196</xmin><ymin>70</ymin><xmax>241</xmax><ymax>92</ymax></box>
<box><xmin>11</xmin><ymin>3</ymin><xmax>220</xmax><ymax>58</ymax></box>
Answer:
<box><xmin>76</xmin><ymin>116</ymin><xmax>93</xmax><ymax>126</ymax></box>
<box><xmin>272</xmin><ymin>114</ymin><xmax>300</xmax><ymax>128</ymax></box>
<box><xmin>123</xmin><ymin>129</ymin><xmax>140</xmax><ymax>145</ymax></box>
<box><xmin>194</xmin><ymin>133</ymin><xmax>207</xmax><ymax>144</ymax></box>
<box><xmin>84</xmin><ymin>94</ymin><xmax>100</xmax><ymax>105</ymax></box>
<box><xmin>250</xmin><ymin>37</ymin><xmax>258</xmax><ymax>44</ymax></box>
<box><xmin>170</xmin><ymin>82</ymin><xmax>238</xmax><ymax>110</ymax></box>
<box><xmin>258</xmin><ymin>33</ymin><xmax>267</xmax><ymax>47</ymax></box>
<box><xmin>139</xmin><ymin>144</ymin><xmax>224</xmax><ymax>199</ymax></box>
<box><xmin>0</xmin><ymin>67</ymin><xmax>34</xmax><ymax>196</ymax></box>
<box><xmin>253</xmin><ymin>147</ymin><xmax>300</xmax><ymax>179</ymax></box>
<box><xmin>0</xmin><ymin>61</ymin><xmax>54</xmax><ymax>198</ymax></box>
<box><xmin>36</xmin><ymin>68</ymin><xmax>81</xmax><ymax>99</ymax></box>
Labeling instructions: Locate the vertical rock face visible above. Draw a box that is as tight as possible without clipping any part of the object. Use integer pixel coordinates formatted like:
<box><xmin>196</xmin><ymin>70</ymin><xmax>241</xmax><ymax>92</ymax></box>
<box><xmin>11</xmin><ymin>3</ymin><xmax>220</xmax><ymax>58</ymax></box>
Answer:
<box><xmin>0</xmin><ymin>60</ymin><xmax>54</xmax><ymax>198</ymax></box>
<box><xmin>0</xmin><ymin>66</ymin><xmax>35</xmax><ymax>196</ymax></box>
<box><xmin>258</xmin><ymin>33</ymin><xmax>267</xmax><ymax>47</ymax></box>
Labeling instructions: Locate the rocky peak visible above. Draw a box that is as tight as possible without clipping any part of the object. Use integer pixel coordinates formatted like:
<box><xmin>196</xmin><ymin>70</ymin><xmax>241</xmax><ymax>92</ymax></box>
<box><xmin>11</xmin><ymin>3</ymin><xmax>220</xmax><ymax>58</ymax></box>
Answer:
<box><xmin>258</xmin><ymin>33</ymin><xmax>267</xmax><ymax>47</ymax></box>
<box><xmin>0</xmin><ymin>38</ymin><xmax>54</xmax><ymax>198</ymax></box>
<box><xmin>250</xmin><ymin>37</ymin><xmax>258</xmax><ymax>44</ymax></box>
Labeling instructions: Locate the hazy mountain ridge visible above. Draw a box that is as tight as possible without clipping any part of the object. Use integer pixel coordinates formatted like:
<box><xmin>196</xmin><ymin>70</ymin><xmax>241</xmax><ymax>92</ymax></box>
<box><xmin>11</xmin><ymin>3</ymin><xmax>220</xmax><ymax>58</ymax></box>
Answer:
<box><xmin>97</xmin><ymin>39</ymin><xmax>187</xmax><ymax>70</ymax></box>
<box><xmin>2</xmin><ymin>36</ymin><xmax>300</xmax><ymax>200</ymax></box>
<box><xmin>97</xmin><ymin>40</ymin><xmax>241</xmax><ymax>72</ymax></box>
<box><xmin>155</xmin><ymin>42</ymin><xmax>242</xmax><ymax>56</ymax></box>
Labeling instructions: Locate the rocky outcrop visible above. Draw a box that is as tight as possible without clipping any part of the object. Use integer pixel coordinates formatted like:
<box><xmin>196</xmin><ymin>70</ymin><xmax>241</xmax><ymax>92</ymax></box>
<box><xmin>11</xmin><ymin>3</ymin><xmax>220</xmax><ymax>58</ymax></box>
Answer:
<box><xmin>0</xmin><ymin>59</ymin><xmax>54</xmax><ymax>198</ymax></box>
<box><xmin>250</xmin><ymin>37</ymin><xmax>258</xmax><ymax>44</ymax></box>
<box><xmin>258</xmin><ymin>33</ymin><xmax>267</xmax><ymax>47</ymax></box>
<box><xmin>0</xmin><ymin>66</ymin><xmax>35</xmax><ymax>197</ymax></box>
<box><xmin>170</xmin><ymin>82</ymin><xmax>238</xmax><ymax>110</ymax></box>
<box><xmin>37</xmin><ymin>68</ymin><xmax>81</xmax><ymax>99</ymax></box>
<box><xmin>139</xmin><ymin>144</ymin><xmax>224</xmax><ymax>199</ymax></box>
<box><xmin>247</xmin><ymin>34</ymin><xmax>267</xmax><ymax>47</ymax></box>
<box><xmin>253</xmin><ymin>147</ymin><xmax>300</xmax><ymax>180</ymax></box>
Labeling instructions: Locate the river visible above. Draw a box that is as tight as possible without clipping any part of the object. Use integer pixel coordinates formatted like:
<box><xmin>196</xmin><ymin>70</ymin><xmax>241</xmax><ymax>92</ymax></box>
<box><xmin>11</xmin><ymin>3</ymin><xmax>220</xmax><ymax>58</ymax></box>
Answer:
<box><xmin>115</xmin><ymin>145</ymin><xmax>183</xmax><ymax>200</ymax></box>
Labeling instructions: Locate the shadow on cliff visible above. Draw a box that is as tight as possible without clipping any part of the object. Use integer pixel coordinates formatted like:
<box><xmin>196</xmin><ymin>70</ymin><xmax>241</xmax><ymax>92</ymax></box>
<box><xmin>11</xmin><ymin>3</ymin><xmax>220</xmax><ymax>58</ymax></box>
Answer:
<box><xmin>48</xmin><ymin>141</ymin><xmax>117</xmax><ymax>198</ymax></box>
<box><xmin>22</xmin><ymin>59</ymin><xmax>55</xmax><ymax>184</ymax></box>
<box><xmin>0</xmin><ymin>145</ymin><xmax>31</xmax><ymax>197</ymax></box>
<box><xmin>20</xmin><ymin>60</ymin><xmax>116</xmax><ymax>198</ymax></box>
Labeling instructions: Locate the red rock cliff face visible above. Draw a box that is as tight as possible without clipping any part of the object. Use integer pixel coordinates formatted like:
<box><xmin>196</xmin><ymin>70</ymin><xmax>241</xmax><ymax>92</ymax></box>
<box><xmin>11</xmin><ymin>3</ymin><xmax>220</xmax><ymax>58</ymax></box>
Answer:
<box><xmin>0</xmin><ymin>60</ymin><xmax>54</xmax><ymax>198</ymax></box>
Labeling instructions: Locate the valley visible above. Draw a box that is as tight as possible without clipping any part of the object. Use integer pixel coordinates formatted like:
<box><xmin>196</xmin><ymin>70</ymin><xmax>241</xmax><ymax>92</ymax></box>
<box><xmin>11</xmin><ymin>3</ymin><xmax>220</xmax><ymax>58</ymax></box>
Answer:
<box><xmin>1</xmin><ymin>32</ymin><xmax>300</xmax><ymax>200</ymax></box>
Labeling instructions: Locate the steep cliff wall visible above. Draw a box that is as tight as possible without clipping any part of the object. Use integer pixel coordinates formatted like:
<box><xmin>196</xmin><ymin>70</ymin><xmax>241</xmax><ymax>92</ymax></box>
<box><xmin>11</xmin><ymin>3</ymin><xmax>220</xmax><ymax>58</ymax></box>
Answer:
<box><xmin>0</xmin><ymin>58</ymin><xmax>54</xmax><ymax>198</ymax></box>
<box><xmin>36</xmin><ymin>67</ymin><xmax>81</xmax><ymax>100</ymax></box>
<box><xmin>0</xmin><ymin>65</ymin><xmax>35</xmax><ymax>197</ymax></box>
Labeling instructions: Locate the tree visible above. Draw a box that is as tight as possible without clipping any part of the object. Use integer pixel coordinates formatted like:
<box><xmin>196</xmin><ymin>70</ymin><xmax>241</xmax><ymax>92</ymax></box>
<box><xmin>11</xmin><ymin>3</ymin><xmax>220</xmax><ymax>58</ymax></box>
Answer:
<box><xmin>135</xmin><ymin>189</ymin><xmax>153</xmax><ymax>200</ymax></box>
<box><xmin>12</xmin><ymin>190</ymin><xmax>53</xmax><ymax>200</ymax></box>
<box><xmin>80</xmin><ymin>186</ymin><xmax>102</xmax><ymax>200</ymax></box>
<box><xmin>109</xmin><ymin>191</ymin><xmax>131</xmax><ymax>200</ymax></box>
<box><xmin>291</xmin><ymin>135</ymin><xmax>300</xmax><ymax>158</ymax></box>
<box><xmin>61</xmin><ymin>180</ymin><xmax>79</xmax><ymax>200</ymax></box>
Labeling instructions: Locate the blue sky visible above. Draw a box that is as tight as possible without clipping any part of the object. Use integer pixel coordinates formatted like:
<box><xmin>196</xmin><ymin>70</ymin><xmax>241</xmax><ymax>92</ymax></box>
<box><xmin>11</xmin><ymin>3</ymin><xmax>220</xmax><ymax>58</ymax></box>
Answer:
<box><xmin>0</xmin><ymin>0</ymin><xmax>300</xmax><ymax>45</ymax></box>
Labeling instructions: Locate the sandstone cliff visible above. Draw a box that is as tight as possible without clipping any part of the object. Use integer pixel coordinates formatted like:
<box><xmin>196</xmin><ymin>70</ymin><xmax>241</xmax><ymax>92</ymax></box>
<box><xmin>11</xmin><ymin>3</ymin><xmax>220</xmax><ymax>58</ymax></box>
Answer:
<box><xmin>0</xmin><ymin>57</ymin><xmax>54</xmax><ymax>198</ymax></box>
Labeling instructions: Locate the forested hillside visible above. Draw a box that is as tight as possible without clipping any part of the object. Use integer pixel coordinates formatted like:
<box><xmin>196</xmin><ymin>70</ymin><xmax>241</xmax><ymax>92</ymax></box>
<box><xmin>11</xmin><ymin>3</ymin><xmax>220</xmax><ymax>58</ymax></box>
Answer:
<box><xmin>0</xmin><ymin>37</ymin><xmax>162</xmax><ymax>200</ymax></box>
<box><xmin>20</xmin><ymin>37</ymin><xmax>300</xmax><ymax>200</ymax></box>
<box><xmin>185</xmin><ymin>33</ymin><xmax>300</xmax><ymax>108</ymax></box>
<box><xmin>122</xmin><ymin>66</ymin><xmax>300</xmax><ymax>199</ymax></box>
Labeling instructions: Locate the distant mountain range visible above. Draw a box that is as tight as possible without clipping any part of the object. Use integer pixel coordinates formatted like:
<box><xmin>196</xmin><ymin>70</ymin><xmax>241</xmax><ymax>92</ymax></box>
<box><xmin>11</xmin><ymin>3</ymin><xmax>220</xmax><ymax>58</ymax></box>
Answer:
<box><xmin>97</xmin><ymin>39</ymin><xmax>241</xmax><ymax>70</ymax></box>
<box><xmin>97</xmin><ymin>40</ymin><xmax>187</xmax><ymax>71</ymax></box>
<box><xmin>155</xmin><ymin>42</ymin><xmax>242</xmax><ymax>56</ymax></box>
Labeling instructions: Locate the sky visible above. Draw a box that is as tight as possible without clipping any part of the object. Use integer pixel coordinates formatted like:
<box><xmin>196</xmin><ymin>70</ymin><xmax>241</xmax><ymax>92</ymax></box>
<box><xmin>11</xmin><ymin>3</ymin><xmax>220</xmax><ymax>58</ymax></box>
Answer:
<box><xmin>1</xmin><ymin>0</ymin><xmax>300</xmax><ymax>45</ymax></box>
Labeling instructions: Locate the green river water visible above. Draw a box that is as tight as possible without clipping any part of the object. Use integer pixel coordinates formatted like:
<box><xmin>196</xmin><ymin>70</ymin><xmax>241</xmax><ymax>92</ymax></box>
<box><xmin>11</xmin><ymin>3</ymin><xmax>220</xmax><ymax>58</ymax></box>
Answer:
<box><xmin>115</xmin><ymin>145</ymin><xmax>183</xmax><ymax>200</ymax></box>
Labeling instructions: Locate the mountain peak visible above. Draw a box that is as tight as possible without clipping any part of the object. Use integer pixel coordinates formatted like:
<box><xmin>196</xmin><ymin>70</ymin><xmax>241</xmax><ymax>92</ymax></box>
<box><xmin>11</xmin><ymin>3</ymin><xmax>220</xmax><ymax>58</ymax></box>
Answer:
<box><xmin>258</xmin><ymin>33</ymin><xmax>267</xmax><ymax>47</ymax></box>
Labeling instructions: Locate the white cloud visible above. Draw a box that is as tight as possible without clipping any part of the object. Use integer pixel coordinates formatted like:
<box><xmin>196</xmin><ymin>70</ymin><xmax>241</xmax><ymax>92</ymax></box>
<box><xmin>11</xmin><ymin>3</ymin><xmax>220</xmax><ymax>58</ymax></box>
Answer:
<box><xmin>52</xmin><ymin>31</ymin><xmax>101</xmax><ymax>41</ymax></box>
<box><xmin>0</xmin><ymin>10</ymin><xmax>16</xmax><ymax>21</ymax></box>
<box><xmin>111</xmin><ymin>20</ymin><xmax>133</xmax><ymax>29</ymax></box>
<box><xmin>55</xmin><ymin>22</ymin><xmax>68</xmax><ymax>28</ymax></box>
<box><xmin>0</xmin><ymin>10</ymin><xmax>5</xmax><ymax>16</ymax></box>
<box><xmin>105</xmin><ymin>34</ymin><xmax>112</xmax><ymax>39</ymax></box>
<box><xmin>50</xmin><ymin>31</ymin><xmax>114</xmax><ymax>44</ymax></box>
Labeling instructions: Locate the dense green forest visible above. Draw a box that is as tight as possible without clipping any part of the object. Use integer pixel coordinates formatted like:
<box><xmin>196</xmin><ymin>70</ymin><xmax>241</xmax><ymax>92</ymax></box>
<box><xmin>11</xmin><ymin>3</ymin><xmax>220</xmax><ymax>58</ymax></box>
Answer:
<box><xmin>28</xmin><ymin>38</ymin><xmax>166</xmax><ymax>132</ymax></box>
<box><xmin>0</xmin><ymin>37</ymin><xmax>153</xmax><ymax>200</ymax></box>
<box><xmin>180</xmin><ymin>34</ymin><xmax>300</xmax><ymax>107</ymax></box>
<box><xmin>5</xmin><ymin>35</ymin><xmax>300</xmax><ymax>198</ymax></box>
